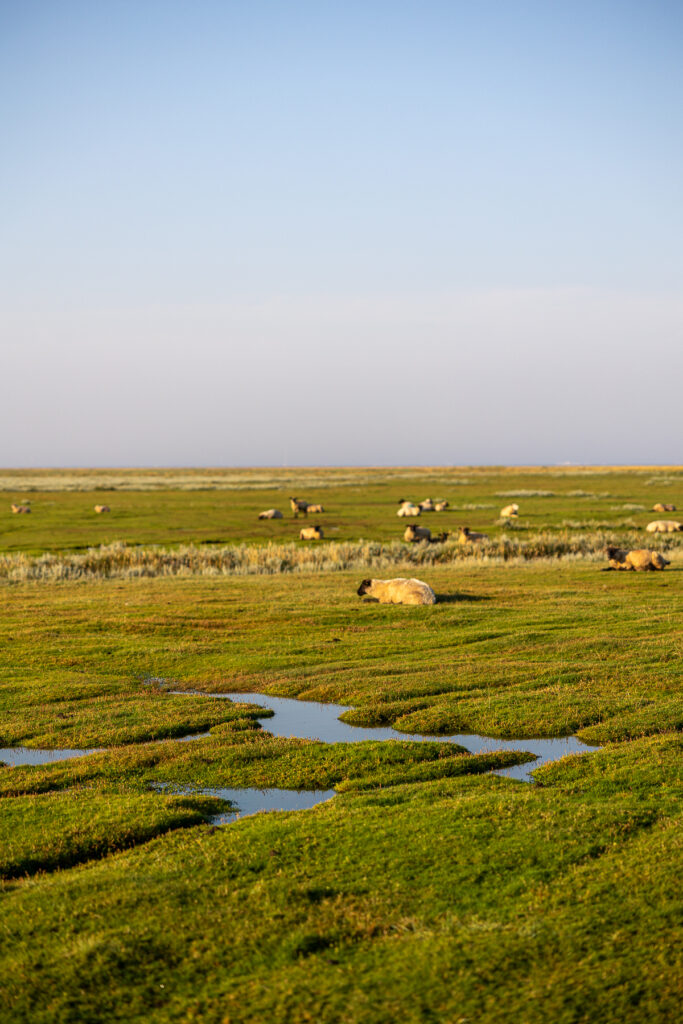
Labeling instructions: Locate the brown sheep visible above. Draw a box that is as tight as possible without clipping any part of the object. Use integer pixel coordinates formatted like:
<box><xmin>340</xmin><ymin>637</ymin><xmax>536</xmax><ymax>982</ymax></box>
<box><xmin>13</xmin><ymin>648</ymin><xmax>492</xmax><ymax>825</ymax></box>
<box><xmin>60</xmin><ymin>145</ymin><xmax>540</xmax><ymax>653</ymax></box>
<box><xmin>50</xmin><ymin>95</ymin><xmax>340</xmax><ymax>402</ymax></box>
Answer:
<box><xmin>653</xmin><ymin>503</ymin><xmax>676</xmax><ymax>513</ymax></box>
<box><xmin>290</xmin><ymin>497</ymin><xmax>309</xmax><ymax>517</ymax></box>
<box><xmin>606</xmin><ymin>546</ymin><xmax>670</xmax><ymax>571</ymax></box>
<box><xmin>458</xmin><ymin>526</ymin><xmax>489</xmax><ymax>544</ymax></box>
<box><xmin>258</xmin><ymin>508</ymin><xmax>283</xmax><ymax>519</ymax></box>
<box><xmin>300</xmin><ymin>525</ymin><xmax>323</xmax><ymax>540</ymax></box>
<box><xmin>357</xmin><ymin>577</ymin><xmax>436</xmax><ymax>605</ymax></box>
<box><xmin>11</xmin><ymin>504</ymin><xmax>31</xmax><ymax>514</ymax></box>
<box><xmin>646</xmin><ymin>520</ymin><xmax>683</xmax><ymax>533</ymax></box>
<box><xmin>94</xmin><ymin>504</ymin><xmax>110</xmax><ymax>514</ymax></box>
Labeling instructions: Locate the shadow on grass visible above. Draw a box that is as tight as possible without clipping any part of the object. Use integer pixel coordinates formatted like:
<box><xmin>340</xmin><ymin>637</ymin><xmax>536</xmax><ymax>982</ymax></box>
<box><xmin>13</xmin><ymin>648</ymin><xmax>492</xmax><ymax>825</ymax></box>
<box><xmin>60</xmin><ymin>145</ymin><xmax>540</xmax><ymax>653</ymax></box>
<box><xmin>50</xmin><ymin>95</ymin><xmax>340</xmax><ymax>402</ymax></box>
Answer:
<box><xmin>435</xmin><ymin>592</ymin><xmax>491</xmax><ymax>604</ymax></box>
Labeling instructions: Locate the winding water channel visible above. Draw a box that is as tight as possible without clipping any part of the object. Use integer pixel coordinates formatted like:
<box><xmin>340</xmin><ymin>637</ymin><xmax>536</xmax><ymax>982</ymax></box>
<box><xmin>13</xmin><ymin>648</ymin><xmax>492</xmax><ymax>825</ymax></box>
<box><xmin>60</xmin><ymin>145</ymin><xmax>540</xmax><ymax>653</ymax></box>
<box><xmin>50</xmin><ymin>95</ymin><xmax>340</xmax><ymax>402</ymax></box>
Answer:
<box><xmin>2</xmin><ymin>690</ymin><xmax>600</xmax><ymax>824</ymax></box>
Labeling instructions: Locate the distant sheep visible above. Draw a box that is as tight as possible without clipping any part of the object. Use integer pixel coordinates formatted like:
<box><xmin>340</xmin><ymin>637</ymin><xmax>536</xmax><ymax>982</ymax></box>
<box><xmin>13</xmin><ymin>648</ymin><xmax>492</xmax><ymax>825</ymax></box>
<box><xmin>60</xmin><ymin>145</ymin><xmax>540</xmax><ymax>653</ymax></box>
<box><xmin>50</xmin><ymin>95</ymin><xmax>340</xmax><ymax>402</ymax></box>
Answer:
<box><xmin>290</xmin><ymin>497</ymin><xmax>309</xmax><ymax>517</ymax></box>
<box><xmin>404</xmin><ymin>524</ymin><xmax>431</xmax><ymax>543</ymax></box>
<box><xmin>419</xmin><ymin>498</ymin><xmax>435</xmax><ymax>511</ymax></box>
<box><xmin>397</xmin><ymin>503</ymin><xmax>421</xmax><ymax>517</ymax></box>
<box><xmin>300</xmin><ymin>525</ymin><xmax>323</xmax><ymax>540</ymax></box>
<box><xmin>94</xmin><ymin>504</ymin><xmax>110</xmax><ymax>514</ymax></box>
<box><xmin>500</xmin><ymin>503</ymin><xmax>519</xmax><ymax>519</ymax></box>
<box><xmin>653</xmin><ymin>503</ymin><xmax>676</xmax><ymax>513</ymax></box>
<box><xmin>357</xmin><ymin>577</ymin><xmax>436</xmax><ymax>605</ymax></box>
<box><xmin>11</xmin><ymin>504</ymin><xmax>31</xmax><ymax>514</ymax></box>
<box><xmin>258</xmin><ymin>508</ymin><xmax>283</xmax><ymax>519</ymax></box>
<box><xmin>458</xmin><ymin>526</ymin><xmax>489</xmax><ymax>544</ymax></box>
<box><xmin>606</xmin><ymin>547</ymin><xmax>670</xmax><ymax>571</ymax></box>
<box><xmin>646</xmin><ymin>520</ymin><xmax>683</xmax><ymax>533</ymax></box>
<box><xmin>434</xmin><ymin>500</ymin><xmax>449</xmax><ymax>512</ymax></box>
<box><xmin>306</xmin><ymin>504</ymin><xmax>324</xmax><ymax>514</ymax></box>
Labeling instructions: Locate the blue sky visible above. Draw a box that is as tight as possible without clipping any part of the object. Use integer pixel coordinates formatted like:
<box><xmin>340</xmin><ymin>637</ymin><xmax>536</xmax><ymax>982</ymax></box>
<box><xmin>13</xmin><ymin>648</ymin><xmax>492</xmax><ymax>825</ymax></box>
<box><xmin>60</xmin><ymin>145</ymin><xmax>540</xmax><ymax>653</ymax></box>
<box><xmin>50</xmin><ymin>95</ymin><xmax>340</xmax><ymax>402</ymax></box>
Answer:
<box><xmin>1</xmin><ymin>1</ymin><xmax>681</xmax><ymax>465</ymax></box>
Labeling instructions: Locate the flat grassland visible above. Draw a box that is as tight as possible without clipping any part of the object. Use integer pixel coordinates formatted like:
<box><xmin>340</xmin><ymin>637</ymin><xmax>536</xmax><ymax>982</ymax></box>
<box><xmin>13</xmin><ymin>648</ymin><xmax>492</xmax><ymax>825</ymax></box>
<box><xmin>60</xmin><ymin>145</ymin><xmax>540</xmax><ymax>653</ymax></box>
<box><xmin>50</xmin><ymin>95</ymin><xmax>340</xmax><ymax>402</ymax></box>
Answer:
<box><xmin>1</xmin><ymin>467</ymin><xmax>681</xmax><ymax>1023</ymax></box>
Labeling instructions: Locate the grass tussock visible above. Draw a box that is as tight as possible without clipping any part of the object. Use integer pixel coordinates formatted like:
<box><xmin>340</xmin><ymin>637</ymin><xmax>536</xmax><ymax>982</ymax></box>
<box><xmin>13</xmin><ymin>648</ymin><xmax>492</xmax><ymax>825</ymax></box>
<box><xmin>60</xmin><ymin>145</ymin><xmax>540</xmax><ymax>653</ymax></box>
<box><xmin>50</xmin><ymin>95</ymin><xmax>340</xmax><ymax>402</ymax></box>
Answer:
<box><xmin>1</xmin><ymin>531</ymin><xmax>678</xmax><ymax>581</ymax></box>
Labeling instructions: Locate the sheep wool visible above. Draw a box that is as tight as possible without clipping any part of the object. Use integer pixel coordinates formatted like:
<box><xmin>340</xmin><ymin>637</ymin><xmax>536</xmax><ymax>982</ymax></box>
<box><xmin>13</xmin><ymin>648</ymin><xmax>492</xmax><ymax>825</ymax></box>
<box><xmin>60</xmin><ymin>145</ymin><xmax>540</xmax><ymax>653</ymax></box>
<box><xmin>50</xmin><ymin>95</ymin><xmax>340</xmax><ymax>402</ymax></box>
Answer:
<box><xmin>458</xmin><ymin>526</ymin><xmax>489</xmax><ymax>544</ymax></box>
<box><xmin>258</xmin><ymin>509</ymin><xmax>283</xmax><ymax>519</ymax></box>
<box><xmin>94</xmin><ymin>505</ymin><xmax>110</xmax><ymax>514</ymax></box>
<box><xmin>646</xmin><ymin>520</ymin><xmax>683</xmax><ymax>533</ymax></box>
<box><xmin>652</xmin><ymin>503</ymin><xmax>676</xmax><ymax>513</ymax></box>
<box><xmin>500</xmin><ymin>503</ymin><xmax>519</xmax><ymax>518</ymax></box>
<box><xmin>300</xmin><ymin>525</ymin><xmax>323</xmax><ymax>540</ymax></box>
<box><xmin>606</xmin><ymin>547</ymin><xmax>670</xmax><ymax>571</ymax></box>
<box><xmin>404</xmin><ymin>525</ymin><xmax>431</xmax><ymax>543</ymax></box>
<box><xmin>357</xmin><ymin>577</ymin><xmax>436</xmax><ymax>605</ymax></box>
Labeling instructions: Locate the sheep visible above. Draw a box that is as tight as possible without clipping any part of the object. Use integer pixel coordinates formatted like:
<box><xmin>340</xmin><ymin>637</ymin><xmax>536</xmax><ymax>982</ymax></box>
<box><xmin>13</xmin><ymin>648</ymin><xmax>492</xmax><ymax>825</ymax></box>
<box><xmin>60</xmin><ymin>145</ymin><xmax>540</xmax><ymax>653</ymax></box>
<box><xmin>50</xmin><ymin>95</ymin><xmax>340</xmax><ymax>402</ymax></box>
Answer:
<box><xmin>289</xmin><ymin>497</ymin><xmax>309</xmax><ymax>517</ymax></box>
<box><xmin>653</xmin><ymin>503</ymin><xmax>676</xmax><ymax>513</ymax></box>
<box><xmin>258</xmin><ymin>508</ymin><xmax>283</xmax><ymax>519</ymax></box>
<box><xmin>646</xmin><ymin>520</ymin><xmax>683</xmax><ymax>533</ymax></box>
<box><xmin>357</xmin><ymin>577</ymin><xmax>436</xmax><ymax>605</ymax></box>
<box><xmin>397</xmin><ymin>503</ymin><xmax>421</xmax><ymax>517</ymax></box>
<box><xmin>606</xmin><ymin>547</ymin><xmax>670</xmax><ymax>571</ymax></box>
<box><xmin>500</xmin><ymin>503</ymin><xmax>519</xmax><ymax>519</ymax></box>
<box><xmin>306</xmin><ymin>504</ymin><xmax>324</xmax><ymax>514</ymax></box>
<box><xmin>11</xmin><ymin>504</ymin><xmax>31</xmax><ymax>514</ymax></box>
<box><xmin>94</xmin><ymin>504</ymin><xmax>110</xmax><ymax>514</ymax></box>
<box><xmin>434</xmin><ymin>500</ymin><xmax>449</xmax><ymax>512</ymax></box>
<box><xmin>300</xmin><ymin>525</ymin><xmax>323</xmax><ymax>540</ymax></box>
<box><xmin>458</xmin><ymin>526</ymin><xmax>489</xmax><ymax>544</ymax></box>
<box><xmin>404</xmin><ymin>524</ymin><xmax>432</xmax><ymax>543</ymax></box>
<box><xmin>419</xmin><ymin>498</ymin><xmax>435</xmax><ymax>511</ymax></box>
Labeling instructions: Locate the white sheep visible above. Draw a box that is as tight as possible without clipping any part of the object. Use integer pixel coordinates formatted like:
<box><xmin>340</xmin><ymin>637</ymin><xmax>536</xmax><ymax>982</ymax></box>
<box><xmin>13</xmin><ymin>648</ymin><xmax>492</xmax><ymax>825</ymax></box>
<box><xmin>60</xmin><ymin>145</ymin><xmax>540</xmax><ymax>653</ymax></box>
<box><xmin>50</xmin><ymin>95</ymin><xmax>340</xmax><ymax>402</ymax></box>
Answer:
<box><xmin>357</xmin><ymin>577</ymin><xmax>436</xmax><ymax>605</ymax></box>
<box><xmin>397</xmin><ymin>503</ymin><xmax>421</xmax><ymax>517</ymax></box>
<box><xmin>500</xmin><ymin>503</ymin><xmax>519</xmax><ymax>519</ymax></box>
<box><xmin>306</xmin><ymin>504</ymin><xmax>324</xmax><ymax>514</ymax></box>
<box><xmin>11</xmin><ymin>504</ymin><xmax>31</xmax><ymax>514</ymax></box>
<box><xmin>458</xmin><ymin>526</ymin><xmax>489</xmax><ymax>544</ymax></box>
<box><xmin>434</xmin><ymin>500</ymin><xmax>449</xmax><ymax>512</ymax></box>
<box><xmin>404</xmin><ymin>524</ymin><xmax>431</xmax><ymax>543</ymax></box>
<box><xmin>419</xmin><ymin>498</ymin><xmax>435</xmax><ymax>511</ymax></box>
<box><xmin>290</xmin><ymin>497</ymin><xmax>310</xmax><ymax>517</ymax></box>
<box><xmin>258</xmin><ymin>508</ymin><xmax>283</xmax><ymax>519</ymax></box>
<box><xmin>652</xmin><ymin>503</ymin><xmax>676</xmax><ymax>513</ymax></box>
<box><xmin>300</xmin><ymin>525</ymin><xmax>324</xmax><ymax>540</ymax></box>
<box><xmin>646</xmin><ymin>520</ymin><xmax>683</xmax><ymax>533</ymax></box>
<box><xmin>94</xmin><ymin>504</ymin><xmax>110</xmax><ymax>514</ymax></box>
<box><xmin>606</xmin><ymin>547</ymin><xmax>670</xmax><ymax>571</ymax></box>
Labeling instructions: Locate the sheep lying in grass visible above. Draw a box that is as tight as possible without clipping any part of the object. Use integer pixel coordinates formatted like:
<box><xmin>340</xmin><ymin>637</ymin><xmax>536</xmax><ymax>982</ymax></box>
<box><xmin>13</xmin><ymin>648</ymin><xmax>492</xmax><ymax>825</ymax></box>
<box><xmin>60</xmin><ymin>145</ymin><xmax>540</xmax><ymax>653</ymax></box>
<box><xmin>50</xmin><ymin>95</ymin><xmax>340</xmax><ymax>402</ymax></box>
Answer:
<box><xmin>404</xmin><ymin>524</ymin><xmax>432</xmax><ymax>542</ymax></box>
<box><xmin>94</xmin><ymin>504</ymin><xmax>110</xmax><ymax>514</ymax></box>
<box><xmin>434</xmin><ymin>500</ymin><xmax>449</xmax><ymax>511</ymax></box>
<box><xmin>11</xmin><ymin>504</ymin><xmax>31</xmax><ymax>514</ymax></box>
<box><xmin>258</xmin><ymin>508</ymin><xmax>283</xmax><ymax>519</ymax></box>
<box><xmin>646</xmin><ymin>520</ymin><xmax>683</xmax><ymax>533</ymax></box>
<box><xmin>300</xmin><ymin>525</ymin><xmax>323</xmax><ymax>540</ymax></box>
<box><xmin>397</xmin><ymin>501</ymin><xmax>421</xmax><ymax>517</ymax></box>
<box><xmin>357</xmin><ymin>577</ymin><xmax>436</xmax><ymax>605</ymax></box>
<box><xmin>290</xmin><ymin>497</ymin><xmax>309</xmax><ymax>517</ymax></box>
<box><xmin>653</xmin><ymin>503</ymin><xmax>676</xmax><ymax>513</ymax></box>
<box><xmin>606</xmin><ymin>547</ymin><xmax>670</xmax><ymax>571</ymax></box>
<box><xmin>419</xmin><ymin>498</ymin><xmax>435</xmax><ymax>511</ymax></box>
<box><xmin>500</xmin><ymin>503</ymin><xmax>519</xmax><ymax>519</ymax></box>
<box><xmin>306</xmin><ymin>504</ymin><xmax>324</xmax><ymax>514</ymax></box>
<box><xmin>458</xmin><ymin>526</ymin><xmax>489</xmax><ymax>544</ymax></box>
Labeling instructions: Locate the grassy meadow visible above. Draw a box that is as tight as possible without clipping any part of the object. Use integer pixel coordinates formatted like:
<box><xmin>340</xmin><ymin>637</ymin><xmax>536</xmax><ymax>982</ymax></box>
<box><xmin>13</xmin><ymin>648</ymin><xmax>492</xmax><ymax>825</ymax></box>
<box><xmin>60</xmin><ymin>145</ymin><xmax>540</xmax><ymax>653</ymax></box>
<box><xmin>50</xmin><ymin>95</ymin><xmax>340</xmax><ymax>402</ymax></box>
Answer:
<box><xmin>1</xmin><ymin>467</ymin><xmax>681</xmax><ymax>1022</ymax></box>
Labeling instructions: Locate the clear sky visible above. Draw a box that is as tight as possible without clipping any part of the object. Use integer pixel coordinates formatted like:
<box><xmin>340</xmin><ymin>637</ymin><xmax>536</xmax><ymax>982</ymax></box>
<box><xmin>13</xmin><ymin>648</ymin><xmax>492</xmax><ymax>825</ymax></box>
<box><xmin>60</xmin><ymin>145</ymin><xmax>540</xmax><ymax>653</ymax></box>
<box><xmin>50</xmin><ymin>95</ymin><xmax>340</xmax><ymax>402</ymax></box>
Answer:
<box><xmin>2</xmin><ymin>0</ymin><xmax>681</xmax><ymax>466</ymax></box>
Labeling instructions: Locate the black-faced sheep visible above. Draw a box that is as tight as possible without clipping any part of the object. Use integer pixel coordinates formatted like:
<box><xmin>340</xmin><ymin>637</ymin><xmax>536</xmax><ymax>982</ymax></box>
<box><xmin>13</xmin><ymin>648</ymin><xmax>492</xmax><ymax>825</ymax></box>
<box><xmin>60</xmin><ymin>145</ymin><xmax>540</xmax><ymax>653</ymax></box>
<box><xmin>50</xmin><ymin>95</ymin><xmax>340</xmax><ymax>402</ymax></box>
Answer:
<box><xmin>397</xmin><ymin>503</ymin><xmax>421</xmax><ymax>517</ymax></box>
<box><xmin>94</xmin><ymin>504</ymin><xmax>110</xmax><ymax>514</ymax></box>
<box><xmin>434</xmin><ymin>500</ymin><xmax>449</xmax><ymax>512</ymax></box>
<box><xmin>500</xmin><ymin>503</ymin><xmax>519</xmax><ymax>519</ymax></box>
<box><xmin>290</xmin><ymin>497</ymin><xmax>309</xmax><ymax>517</ymax></box>
<box><xmin>300</xmin><ymin>525</ymin><xmax>323</xmax><ymax>540</ymax></box>
<box><xmin>646</xmin><ymin>520</ymin><xmax>683</xmax><ymax>533</ymax></box>
<box><xmin>357</xmin><ymin>577</ymin><xmax>436</xmax><ymax>605</ymax></box>
<box><xmin>458</xmin><ymin>526</ymin><xmax>489</xmax><ymax>544</ymax></box>
<box><xmin>606</xmin><ymin>546</ymin><xmax>670</xmax><ymax>571</ymax></box>
<box><xmin>653</xmin><ymin>503</ymin><xmax>677</xmax><ymax>513</ymax></box>
<box><xmin>419</xmin><ymin>498</ymin><xmax>435</xmax><ymax>511</ymax></box>
<box><xmin>11</xmin><ymin>504</ymin><xmax>31</xmax><ymax>514</ymax></box>
<box><xmin>258</xmin><ymin>508</ymin><xmax>283</xmax><ymax>519</ymax></box>
<box><xmin>404</xmin><ymin>524</ymin><xmax>431</xmax><ymax>543</ymax></box>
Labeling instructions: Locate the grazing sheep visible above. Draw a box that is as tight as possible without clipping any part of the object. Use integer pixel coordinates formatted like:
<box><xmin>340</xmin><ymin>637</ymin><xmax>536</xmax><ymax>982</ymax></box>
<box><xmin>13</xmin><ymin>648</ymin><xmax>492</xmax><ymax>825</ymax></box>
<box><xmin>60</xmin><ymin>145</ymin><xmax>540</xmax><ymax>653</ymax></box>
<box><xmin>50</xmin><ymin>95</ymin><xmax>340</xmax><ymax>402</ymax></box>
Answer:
<box><xmin>606</xmin><ymin>546</ymin><xmax>670</xmax><ymax>571</ymax></box>
<box><xmin>258</xmin><ymin>508</ymin><xmax>283</xmax><ymax>519</ymax></box>
<box><xmin>653</xmin><ymin>503</ymin><xmax>676</xmax><ymax>513</ymax></box>
<box><xmin>357</xmin><ymin>577</ymin><xmax>436</xmax><ymax>605</ymax></box>
<box><xmin>306</xmin><ymin>504</ymin><xmax>324</xmax><ymax>514</ymax></box>
<box><xmin>11</xmin><ymin>504</ymin><xmax>31</xmax><ymax>514</ymax></box>
<box><xmin>397</xmin><ymin>503</ymin><xmax>421</xmax><ymax>517</ymax></box>
<box><xmin>458</xmin><ymin>526</ymin><xmax>489</xmax><ymax>544</ymax></box>
<box><xmin>434</xmin><ymin>500</ymin><xmax>449</xmax><ymax>512</ymax></box>
<box><xmin>646</xmin><ymin>520</ymin><xmax>683</xmax><ymax>533</ymax></box>
<box><xmin>290</xmin><ymin>497</ymin><xmax>309</xmax><ymax>517</ymax></box>
<box><xmin>500</xmin><ymin>503</ymin><xmax>519</xmax><ymax>519</ymax></box>
<box><xmin>404</xmin><ymin>524</ymin><xmax>432</xmax><ymax>543</ymax></box>
<box><xmin>94</xmin><ymin>504</ymin><xmax>110</xmax><ymax>514</ymax></box>
<box><xmin>419</xmin><ymin>498</ymin><xmax>435</xmax><ymax>512</ymax></box>
<box><xmin>300</xmin><ymin>525</ymin><xmax>323</xmax><ymax>540</ymax></box>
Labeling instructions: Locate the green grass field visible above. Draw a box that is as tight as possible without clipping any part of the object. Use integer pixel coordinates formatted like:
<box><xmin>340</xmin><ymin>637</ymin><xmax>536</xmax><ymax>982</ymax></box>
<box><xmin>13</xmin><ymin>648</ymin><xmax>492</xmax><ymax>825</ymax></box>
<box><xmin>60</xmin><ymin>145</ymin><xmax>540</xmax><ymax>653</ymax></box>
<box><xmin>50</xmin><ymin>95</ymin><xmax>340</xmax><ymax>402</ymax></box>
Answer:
<box><xmin>1</xmin><ymin>468</ymin><xmax>681</xmax><ymax>1022</ymax></box>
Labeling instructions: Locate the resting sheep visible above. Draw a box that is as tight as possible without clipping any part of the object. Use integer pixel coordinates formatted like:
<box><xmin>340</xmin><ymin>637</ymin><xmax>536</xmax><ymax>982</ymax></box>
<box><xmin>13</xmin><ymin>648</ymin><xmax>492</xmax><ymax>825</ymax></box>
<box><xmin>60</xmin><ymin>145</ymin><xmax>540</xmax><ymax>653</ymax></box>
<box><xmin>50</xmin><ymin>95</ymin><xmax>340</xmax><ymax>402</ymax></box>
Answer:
<box><xmin>404</xmin><ymin>524</ymin><xmax>432</xmax><ymax>543</ymax></box>
<box><xmin>419</xmin><ymin>498</ymin><xmax>435</xmax><ymax>511</ymax></box>
<box><xmin>357</xmin><ymin>577</ymin><xmax>436</xmax><ymax>605</ymax></box>
<box><xmin>434</xmin><ymin>500</ymin><xmax>449</xmax><ymax>512</ymax></box>
<box><xmin>646</xmin><ymin>520</ymin><xmax>683</xmax><ymax>534</ymax></box>
<box><xmin>300</xmin><ymin>525</ymin><xmax>323</xmax><ymax>540</ymax></box>
<box><xmin>306</xmin><ymin>504</ymin><xmax>324</xmax><ymax>514</ymax></box>
<box><xmin>258</xmin><ymin>508</ymin><xmax>283</xmax><ymax>519</ymax></box>
<box><xmin>397</xmin><ymin>502</ymin><xmax>421</xmax><ymax>517</ymax></box>
<box><xmin>653</xmin><ymin>503</ymin><xmax>676</xmax><ymax>513</ymax></box>
<box><xmin>500</xmin><ymin>503</ymin><xmax>519</xmax><ymax>519</ymax></box>
<box><xmin>94</xmin><ymin>504</ymin><xmax>110</xmax><ymax>514</ymax></box>
<box><xmin>290</xmin><ymin>497</ymin><xmax>309</xmax><ymax>517</ymax></box>
<box><xmin>458</xmin><ymin>526</ymin><xmax>489</xmax><ymax>544</ymax></box>
<box><xmin>11</xmin><ymin>504</ymin><xmax>31</xmax><ymax>514</ymax></box>
<box><xmin>606</xmin><ymin>547</ymin><xmax>670</xmax><ymax>571</ymax></box>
